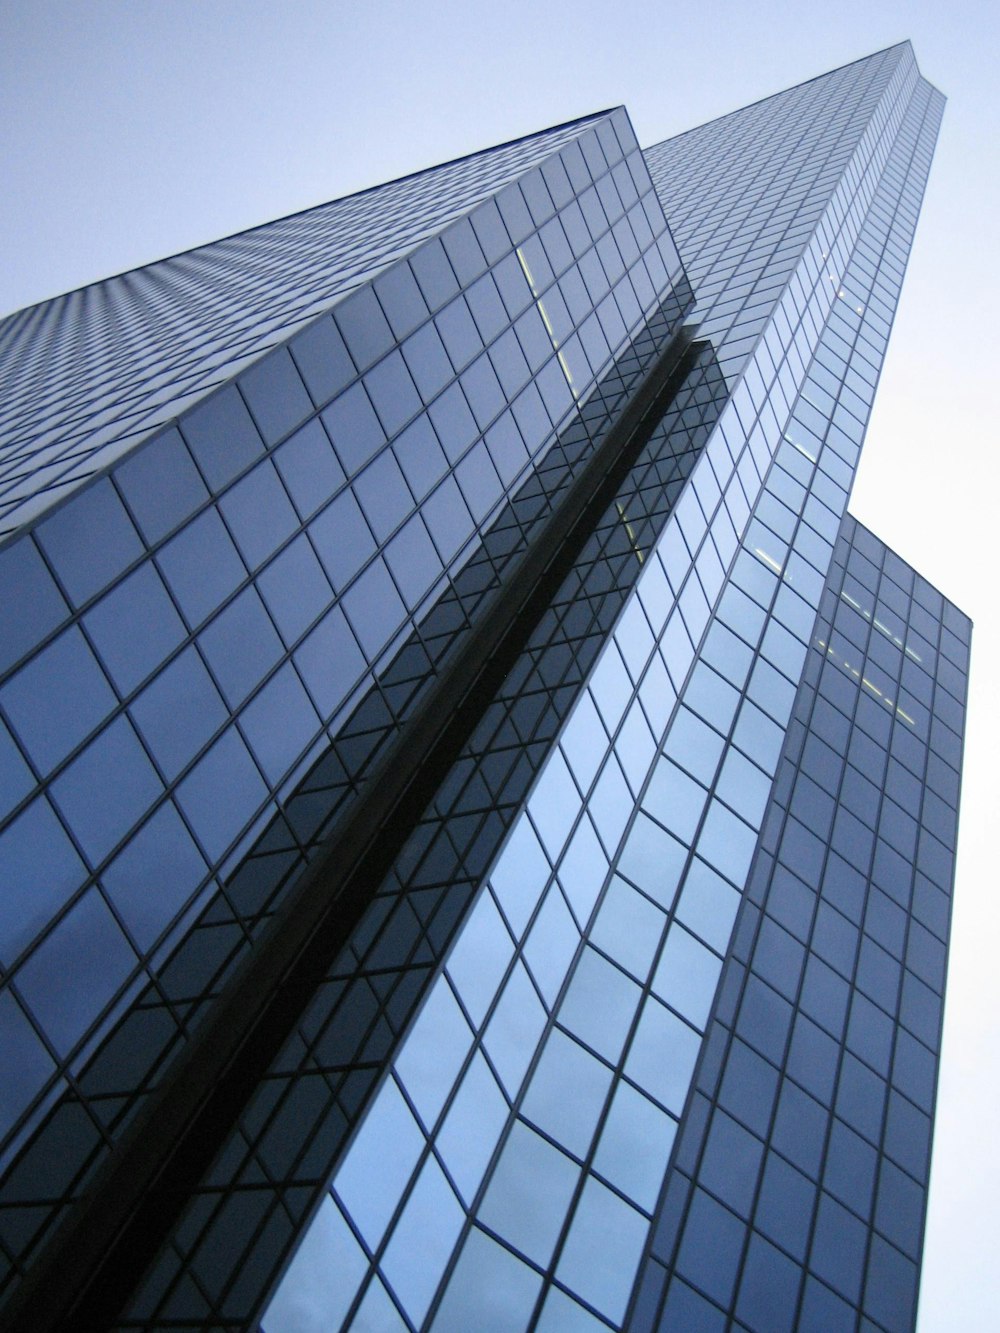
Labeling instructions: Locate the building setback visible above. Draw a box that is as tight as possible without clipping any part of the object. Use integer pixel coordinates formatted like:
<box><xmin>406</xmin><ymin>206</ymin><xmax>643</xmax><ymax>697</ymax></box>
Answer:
<box><xmin>0</xmin><ymin>39</ymin><xmax>969</xmax><ymax>1333</ymax></box>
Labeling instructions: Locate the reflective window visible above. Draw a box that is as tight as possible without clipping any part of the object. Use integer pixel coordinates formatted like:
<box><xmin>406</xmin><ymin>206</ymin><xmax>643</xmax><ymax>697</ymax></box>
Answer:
<box><xmin>522</xmin><ymin>1027</ymin><xmax>611</xmax><ymax>1157</ymax></box>
<box><xmin>591</xmin><ymin>875</ymin><xmax>663</xmax><ymax>982</ymax></box>
<box><xmin>102</xmin><ymin>800</ymin><xmax>208</xmax><ymax>950</ymax></box>
<box><xmin>157</xmin><ymin>507</ymin><xmax>247</xmax><ymax>629</ymax></box>
<box><xmin>478</xmin><ymin>1120</ymin><xmax>579</xmax><ymax>1266</ymax></box>
<box><xmin>84</xmin><ymin>562</ymin><xmax>186</xmax><ymax>696</ymax></box>
<box><xmin>1</xmin><ymin>624</ymin><xmax>116</xmax><ymax>775</ymax></box>
<box><xmin>557</xmin><ymin>946</ymin><xmax>640</xmax><ymax>1063</ymax></box>
<box><xmin>16</xmin><ymin>886</ymin><xmax>137</xmax><ymax>1056</ymax></box>
<box><xmin>395</xmin><ymin>976</ymin><xmax>472</xmax><ymax>1130</ymax></box>
<box><xmin>593</xmin><ymin>1079</ymin><xmax>676</xmax><ymax>1211</ymax></box>
<box><xmin>431</xmin><ymin>1228</ymin><xmax>541</xmax><ymax>1332</ymax></box>
<box><xmin>262</xmin><ymin>1196</ymin><xmax>367</xmax><ymax>1333</ymax></box>
<box><xmin>180</xmin><ymin>386</ymin><xmax>265</xmax><ymax>492</ymax></box>
<box><xmin>117</xmin><ymin>428</ymin><xmax>209</xmax><ymax>546</ymax></box>
<box><xmin>381</xmin><ymin>1154</ymin><xmax>464</xmax><ymax>1325</ymax></box>
<box><xmin>51</xmin><ymin>715</ymin><xmax>162</xmax><ymax>867</ymax></box>
<box><xmin>0</xmin><ymin>796</ymin><xmax>87</xmax><ymax>964</ymax></box>
<box><xmin>36</xmin><ymin>478</ymin><xmax>143</xmax><ymax>609</ymax></box>
<box><xmin>556</xmin><ymin>1176</ymin><xmax>647</xmax><ymax>1322</ymax></box>
<box><xmin>436</xmin><ymin>1051</ymin><xmax>508</xmax><ymax>1206</ymax></box>
<box><xmin>617</xmin><ymin>811</ymin><xmax>686</xmax><ymax>910</ymax></box>
<box><xmin>334</xmin><ymin>1077</ymin><xmax>424</xmax><ymax>1249</ymax></box>
<box><xmin>482</xmin><ymin>961</ymin><xmax>546</xmax><ymax>1096</ymax></box>
<box><xmin>219</xmin><ymin>460</ymin><xmax>298</xmax><ymax>570</ymax></box>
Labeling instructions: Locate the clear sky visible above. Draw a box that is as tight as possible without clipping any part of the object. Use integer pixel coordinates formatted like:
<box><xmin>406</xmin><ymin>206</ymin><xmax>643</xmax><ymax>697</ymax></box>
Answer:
<box><xmin>1</xmin><ymin>1</ymin><xmax>996</xmax><ymax>1325</ymax></box>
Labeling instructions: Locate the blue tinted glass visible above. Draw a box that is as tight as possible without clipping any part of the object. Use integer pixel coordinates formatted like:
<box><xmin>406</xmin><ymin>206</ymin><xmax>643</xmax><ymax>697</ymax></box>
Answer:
<box><xmin>522</xmin><ymin>1028</ymin><xmax>611</xmax><ymax>1157</ymax></box>
<box><xmin>102</xmin><ymin>800</ymin><xmax>208</xmax><ymax>950</ymax></box>
<box><xmin>384</xmin><ymin>515</ymin><xmax>442</xmax><ymax>611</ymax></box>
<box><xmin>0</xmin><ymin>718</ymin><xmax>33</xmax><ymax>823</ymax></box>
<box><xmin>591</xmin><ymin>875</ymin><xmax>663</xmax><ymax>982</ymax></box>
<box><xmin>334</xmin><ymin>1077</ymin><xmax>423</xmax><ymax>1249</ymax></box>
<box><xmin>218</xmin><ymin>460</ymin><xmax>298</xmax><ymax>570</ymax></box>
<box><xmin>626</xmin><ymin>996</ymin><xmax>701</xmax><ymax>1114</ymax></box>
<box><xmin>593</xmin><ymin>1080</ymin><xmax>676</xmax><ymax>1211</ymax></box>
<box><xmin>157</xmin><ymin>507</ymin><xmax>247</xmax><ymax>629</ymax></box>
<box><xmin>558</xmin><ymin>946</ymin><xmax>639</xmax><ymax>1063</ymax></box>
<box><xmin>333</xmin><ymin>285</ymin><xmax>394</xmax><ymax>374</ymax></box>
<box><xmin>557</xmin><ymin>1177</ymin><xmax>647</xmax><ymax>1323</ymax></box>
<box><xmin>401</xmin><ymin>323</ymin><xmax>453</xmax><ymax>401</ymax></box>
<box><xmin>697</xmin><ymin>800</ymin><xmax>757</xmax><ymax>887</ymax></box>
<box><xmin>523</xmin><ymin>883</ymin><xmax>578</xmax><ymax>1006</ymax></box>
<box><xmin>675</xmin><ymin>1188</ymin><xmax>744</xmax><ymax>1309</ymax></box>
<box><xmin>374</xmin><ymin>262</ymin><xmax>428</xmax><ymax>341</ymax></box>
<box><xmin>0</xmin><ymin>535</ymin><xmax>69</xmax><ymax>676</ymax></box>
<box><xmin>36</xmin><ymin>478</ymin><xmax>143</xmax><ymax>608</ymax></box>
<box><xmin>288</xmin><ymin>316</ymin><xmax>356</xmax><ymax>409</ymax></box>
<box><xmin>446</xmin><ymin>890</ymin><xmax>513</xmax><ymax>1026</ymax></box>
<box><xmin>483</xmin><ymin>962</ymin><xmax>546</xmax><ymax>1097</ymax></box>
<box><xmin>436</xmin><ymin>1052</ymin><xmax>508</xmax><ymax>1206</ymax></box>
<box><xmin>557</xmin><ymin>813</ymin><xmax>608</xmax><ymax>928</ymax></box>
<box><xmin>700</xmin><ymin>1109</ymin><xmax>764</xmax><ymax>1215</ymax></box>
<box><xmin>393</xmin><ymin>415</ymin><xmax>448</xmax><ymax>502</ymax></box>
<box><xmin>664</xmin><ymin>707</ymin><xmax>725</xmax><ymax>786</ymax></box>
<box><xmin>422</xmin><ymin>476</ymin><xmax>472</xmax><ymax>564</ymax></box>
<box><xmin>429</xmin><ymin>383</ymin><xmax>479</xmax><ymax>464</ymax></box>
<box><xmin>180</xmin><ymin>385</ymin><xmax>265</xmax><ymax>492</ymax></box>
<box><xmin>238</xmin><ymin>346</ymin><xmax>312</xmax><ymax>445</ymax></box>
<box><xmin>16</xmin><ymin>887</ymin><xmax>137</xmax><ymax>1056</ymax></box>
<box><xmin>83</xmin><ymin>561</ymin><xmax>186</xmax><ymax>695</ymax></box>
<box><xmin>239</xmin><ymin>663</ymin><xmax>320</xmax><ymax>785</ymax></box>
<box><xmin>117</xmin><ymin>428</ymin><xmax>209</xmax><ymax>546</ymax></box>
<box><xmin>321</xmin><ymin>381</ymin><xmax>386</xmax><ymax>477</ymax></box>
<box><xmin>257</xmin><ymin>534</ymin><xmax>333</xmax><ymax>647</ymax></box>
<box><xmin>175</xmin><ymin>727</ymin><xmax>268</xmax><ymax>863</ymax></box>
<box><xmin>354</xmin><ymin>450</ymin><xmax>415</xmax><ymax>543</ymax></box>
<box><xmin>643</xmin><ymin>757</ymin><xmax>707</xmax><ymax>844</ymax></box>
<box><xmin>273</xmin><ymin>419</ymin><xmax>345</xmax><ymax>521</ymax></box>
<box><xmin>456</xmin><ymin>441</ymin><xmax>502</xmax><ymax>522</ymax></box>
<box><xmin>293</xmin><ymin>606</ymin><xmax>365</xmax><ymax>720</ymax></box>
<box><xmin>617</xmin><ymin>811</ymin><xmax>685</xmax><ymax>910</ymax></box>
<box><xmin>395</xmin><ymin>976</ymin><xmax>472</xmax><ymax>1130</ymax></box>
<box><xmin>736</xmin><ymin>1233</ymin><xmax>800</xmax><ymax>1332</ymax></box>
<box><xmin>263</xmin><ymin>1196</ymin><xmax>367</xmax><ymax>1332</ymax></box>
<box><xmin>432</xmin><ymin>1228</ymin><xmax>541</xmax><ymax>1333</ymax></box>
<box><xmin>1</xmin><ymin>625</ymin><xmax>116</xmax><ymax>774</ymax></box>
<box><xmin>308</xmin><ymin>487</ymin><xmax>375</xmax><ymax>593</ymax></box>
<box><xmin>0</xmin><ymin>989</ymin><xmax>55</xmax><ymax>1140</ymax></box>
<box><xmin>341</xmin><ymin>558</ymin><xmax>405</xmax><ymax>658</ymax></box>
<box><xmin>461</xmin><ymin>356</ymin><xmax>506</xmax><ymax>431</ymax></box>
<box><xmin>51</xmin><ymin>715</ymin><xmax>162</xmax><ymax>867</ymax></box>
<box><xmin>129</xmin><ymin>645</ymin><xmax>227</xmax><ymax>781</ymax></box>
<box><xmin>479</xmin><ymin>1119</ymin><xmax>579</xmax><ymax>1266</ymax></box>
<box><xmin>810</xmin><ymin>1193</ymin><xmax>867</xmax><ymax>1303</ymax></box>
<box><xmin>380</xmin><ymin>1155</ymin><xmax>464</xmax><ymax>1326</ymax></box>
<box><xmin>654</xmin><ymin>924</ymin><xmax>721</xmax><ymax>1030</ymax></box>
<box><xmin>198</xmin><ymin>587</ymin><xmax>283</xmax><ymax>709</ymax></box>
<box><xmin>364</xmin><ymin>350</ymin><xmax>421</xmax><ymax>437</ymax></box>
<box><xmin>529</xmin><ymin>751</ymin><xmax>579</xmax><ymax>860</ymax></box>
<box><xmin>0</xmin><ymin>796</ymin><xmax>86</xmax><ymax>964</ymax></box>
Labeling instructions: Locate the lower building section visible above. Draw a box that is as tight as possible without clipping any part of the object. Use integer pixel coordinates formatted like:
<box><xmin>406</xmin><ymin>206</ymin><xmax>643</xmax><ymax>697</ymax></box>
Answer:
<box><xmin>253</xmin><ymin>519</ymin><xmax>967</xmax><ymax>1333</ymax></box>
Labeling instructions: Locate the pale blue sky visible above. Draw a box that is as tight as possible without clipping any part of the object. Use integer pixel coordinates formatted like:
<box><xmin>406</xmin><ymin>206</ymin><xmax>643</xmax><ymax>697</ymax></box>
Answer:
<box><xmin>2</xmin><ymin>2</ymin><xmax>997</xmax><ymax>1326</ymax></box>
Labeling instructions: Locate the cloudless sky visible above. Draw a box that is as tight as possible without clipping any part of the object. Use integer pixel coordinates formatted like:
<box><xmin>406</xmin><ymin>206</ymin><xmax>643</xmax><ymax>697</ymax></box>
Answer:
<box><xmin>1</xmin><ymin>2</ymin><xmax>996</xmax><ymax>1326</ymax></box>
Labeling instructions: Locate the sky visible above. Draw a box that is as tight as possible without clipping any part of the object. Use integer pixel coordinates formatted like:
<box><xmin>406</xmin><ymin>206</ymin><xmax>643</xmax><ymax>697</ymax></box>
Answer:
<box><xmin>1</xmin><ymin>0</ymin><xmax>997</xmax><ymax>1325</ymax></box>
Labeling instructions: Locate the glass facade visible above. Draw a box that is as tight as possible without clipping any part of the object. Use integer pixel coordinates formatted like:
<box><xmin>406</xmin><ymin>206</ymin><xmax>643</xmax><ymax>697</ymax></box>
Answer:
<box><xmin>0</xmin><ymin>40</ymin><xmax>968</xmax><ymax>1333</ymax></box>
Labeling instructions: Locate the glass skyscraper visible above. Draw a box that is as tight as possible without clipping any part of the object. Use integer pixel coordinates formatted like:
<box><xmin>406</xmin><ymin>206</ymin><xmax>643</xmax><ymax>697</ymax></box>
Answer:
<box><xmin>0</xmin><ymin>39</ymin><xmax>969</xmax><ymax>1333</ymax></box>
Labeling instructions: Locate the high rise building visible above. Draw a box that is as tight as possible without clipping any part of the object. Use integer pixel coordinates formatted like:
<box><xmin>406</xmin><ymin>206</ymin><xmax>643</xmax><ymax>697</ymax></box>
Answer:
<box><xmin>0</xmin><ymin>38</ymin><xmax>968</xmax><ymax>1333</ymax></box>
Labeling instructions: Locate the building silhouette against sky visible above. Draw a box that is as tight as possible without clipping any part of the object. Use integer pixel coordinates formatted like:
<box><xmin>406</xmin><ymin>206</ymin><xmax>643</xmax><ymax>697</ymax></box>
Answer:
<box><xmin>0</xmin><ymin>40</ymin><xmax>969</xmax><ymax>1332</ymax></box>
